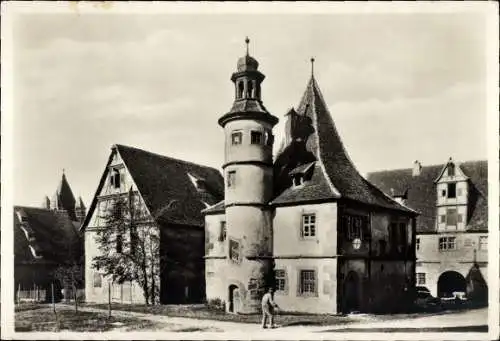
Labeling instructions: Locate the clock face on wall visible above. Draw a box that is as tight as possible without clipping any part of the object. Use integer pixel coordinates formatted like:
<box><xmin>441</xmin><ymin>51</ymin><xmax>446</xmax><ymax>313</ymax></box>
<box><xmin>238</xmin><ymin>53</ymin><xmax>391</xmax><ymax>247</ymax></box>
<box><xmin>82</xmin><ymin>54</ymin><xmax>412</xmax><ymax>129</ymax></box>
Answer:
<box><xmin>352</xmin><ymin>238</ymin><xmax>362</xmax><ymax>250</ymax></box>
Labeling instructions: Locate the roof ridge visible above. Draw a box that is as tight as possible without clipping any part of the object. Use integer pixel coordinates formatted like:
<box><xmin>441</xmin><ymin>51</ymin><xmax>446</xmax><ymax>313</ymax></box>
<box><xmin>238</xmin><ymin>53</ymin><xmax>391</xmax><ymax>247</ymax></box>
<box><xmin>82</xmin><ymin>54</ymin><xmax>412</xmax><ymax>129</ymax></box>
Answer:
<box><xmin>367</xmin><ymin>159</ymin><xmax>487</xmax><ymax>175</ymax></box>
<box><xmin>114</xmin><ymin>144</ymin><xmax>221</xmax><ymax>173</ymax></box>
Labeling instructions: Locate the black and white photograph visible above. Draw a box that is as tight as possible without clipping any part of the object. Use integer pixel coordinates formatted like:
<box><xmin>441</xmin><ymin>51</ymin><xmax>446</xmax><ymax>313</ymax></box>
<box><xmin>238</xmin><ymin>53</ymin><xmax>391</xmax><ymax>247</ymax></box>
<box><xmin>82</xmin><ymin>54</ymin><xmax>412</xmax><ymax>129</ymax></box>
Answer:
<box><xmin>1</xmin><ymin>2</ymin><xmax>498</xmax><ymax>340</ymax></box>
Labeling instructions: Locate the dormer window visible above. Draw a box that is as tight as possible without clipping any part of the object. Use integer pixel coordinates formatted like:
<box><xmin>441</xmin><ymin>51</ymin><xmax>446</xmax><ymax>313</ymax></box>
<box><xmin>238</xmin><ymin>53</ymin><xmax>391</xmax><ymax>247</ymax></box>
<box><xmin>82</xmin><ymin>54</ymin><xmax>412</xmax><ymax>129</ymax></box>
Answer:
<box><xmin>447</xmin><ymin>183</ymin><xmax>456</xmax><ymax>198</ymax></box>
<box><xmin>231</xmin><ymin>131</ymin><xmax>243</xmax><ymax>145</ymax></box>
<box><xmin>293</xmin><ymin>175</ymin><xmax>304</xmax><ymax>187</ymax></box>
<box><xmin>250</xmin><ymin>131</ymin><xmax>263</xmax><ymax>145</ymax></box>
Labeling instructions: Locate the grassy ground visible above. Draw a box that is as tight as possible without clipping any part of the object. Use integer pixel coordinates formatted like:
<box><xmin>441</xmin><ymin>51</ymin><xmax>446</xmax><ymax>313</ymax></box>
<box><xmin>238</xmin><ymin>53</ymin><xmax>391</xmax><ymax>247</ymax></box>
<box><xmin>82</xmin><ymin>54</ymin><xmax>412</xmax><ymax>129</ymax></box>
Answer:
<box><xmin>15</xmin><ymin>306</ymin><xmax>162</xmax><ymax>332</ymax></box>
<box><xmin>82</xmin><ymin>303</ymin><xmax>354</xmax><ymax>326</ymax></box>
<box><xmin>15</xmin><ymin>303</ymin><xmax>48</xmax><ymax>312</ymax></box>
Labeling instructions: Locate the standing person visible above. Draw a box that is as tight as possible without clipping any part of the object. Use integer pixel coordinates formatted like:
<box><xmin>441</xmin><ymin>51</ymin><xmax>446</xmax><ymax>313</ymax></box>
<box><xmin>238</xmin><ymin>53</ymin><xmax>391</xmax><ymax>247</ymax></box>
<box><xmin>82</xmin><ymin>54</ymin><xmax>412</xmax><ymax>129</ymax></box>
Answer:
<box><xmin>261</xmin><ymin>287</ymin><xmax>279</xmax><ymax>329</ymax></box>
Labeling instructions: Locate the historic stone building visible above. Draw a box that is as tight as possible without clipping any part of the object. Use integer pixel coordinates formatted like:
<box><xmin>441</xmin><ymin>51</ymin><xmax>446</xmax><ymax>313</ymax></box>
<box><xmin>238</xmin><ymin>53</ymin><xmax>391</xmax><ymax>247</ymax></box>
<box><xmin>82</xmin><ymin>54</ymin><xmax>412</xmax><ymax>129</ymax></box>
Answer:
<box><xmin>204</xmin><ymin>41</ymin><xmax>418</xmax><ymax>314</ymax></box>
<box><xmin>368</xmin><ymin>159</ymin><xmax>488</xmax><ymax>303</ymax></box>
<box><xmin>14</xmin><ymin>172</ymin><xmax>84</xmax><ymax>302</ymax></box>
<box><xmin>81</xmin><ymin>144</ymin><xmax>223</xmax><ymax>304</ymax></box>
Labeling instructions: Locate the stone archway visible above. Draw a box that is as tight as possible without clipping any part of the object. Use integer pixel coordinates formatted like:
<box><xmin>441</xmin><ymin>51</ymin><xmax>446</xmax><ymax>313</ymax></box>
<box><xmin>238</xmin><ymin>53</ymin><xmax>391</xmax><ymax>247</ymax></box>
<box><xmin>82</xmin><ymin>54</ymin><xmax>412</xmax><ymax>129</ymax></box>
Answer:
<box><xmin>437</xmin><ymin>271</ymin><xmax>466</xmax><ymax>298</ymax></box>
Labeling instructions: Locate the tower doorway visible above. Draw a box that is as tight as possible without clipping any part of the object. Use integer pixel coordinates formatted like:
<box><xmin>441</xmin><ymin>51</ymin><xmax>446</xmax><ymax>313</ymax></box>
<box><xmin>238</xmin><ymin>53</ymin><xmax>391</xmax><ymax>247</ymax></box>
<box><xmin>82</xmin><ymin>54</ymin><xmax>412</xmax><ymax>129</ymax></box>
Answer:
<box><xmin>437</xmin><ymin>271</ymin><xmax>466</xmax><ymax>298</ymax></box>
<box><xmin>343</xmin><ymin>271</ymin><xmax>360</xmax><ymax>313</ymax></box>
<box><xmin>228</xmin><ymin>284</ymin><xmax>240</xmax><ymax>313</ymax></box>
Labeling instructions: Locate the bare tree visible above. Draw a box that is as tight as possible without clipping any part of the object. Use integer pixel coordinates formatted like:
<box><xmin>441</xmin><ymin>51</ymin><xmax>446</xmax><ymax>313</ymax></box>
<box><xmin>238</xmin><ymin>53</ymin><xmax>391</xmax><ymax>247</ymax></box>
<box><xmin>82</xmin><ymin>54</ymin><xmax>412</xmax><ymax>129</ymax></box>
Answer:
<box><xmin>91</xmin><ymin>189</ymin><xmax>172</xmax><ymax>305</ymax></box>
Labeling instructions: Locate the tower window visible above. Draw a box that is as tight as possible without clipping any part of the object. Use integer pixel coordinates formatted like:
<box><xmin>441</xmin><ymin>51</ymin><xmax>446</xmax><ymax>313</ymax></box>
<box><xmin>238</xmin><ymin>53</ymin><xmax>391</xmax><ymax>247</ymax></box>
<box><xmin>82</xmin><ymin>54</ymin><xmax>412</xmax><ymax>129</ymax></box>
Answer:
<box><xmin>247</xmin><ymin>80</ymin><xmax>253</xmax><ymax>98</ymax></box>
<box><xmin>227</xmin><ymin>170</ymin><xmax>236</xmax><ymax>188</ymax></box>
<box><xmin>447</xmin><ymin>183</ymin><xmax>456</xmax><ymax>198</ymax></box>
<box><xmin>301</xmin><ymin>213</ymin><xmax>316</xmax><ymax>238</ymax></box>
<box><xmin>265</xmin><ymin>131</ymin><xmax>274</xmax><ymax>147</ymax></box>
<box><xmin>237</xmin><ymin>81</ymin><xmax>244</xmax><ymax>99</ymax></box>
<box><xmin>229</xmin><ymin>239</ymin><xmax>240</xmax><ymax>263</ymax></box>
<box><xmin>231</xmin><ymin>131</ymin><xmax>243</xmax><ymax>145</ymax></box>
<box><xmin>219</xmin><ymin>221</ymin><xmax>227</xmax><ymax>242</ymax></box>
<box><xmin>416</xmin><ymin>237</ymin><xmax>420</xmax><ymax>250</ymax></box>
<box><xmin>251</xmin><ymin>131</ymin><xmax>263</xmax><ymax>145</ymax></box>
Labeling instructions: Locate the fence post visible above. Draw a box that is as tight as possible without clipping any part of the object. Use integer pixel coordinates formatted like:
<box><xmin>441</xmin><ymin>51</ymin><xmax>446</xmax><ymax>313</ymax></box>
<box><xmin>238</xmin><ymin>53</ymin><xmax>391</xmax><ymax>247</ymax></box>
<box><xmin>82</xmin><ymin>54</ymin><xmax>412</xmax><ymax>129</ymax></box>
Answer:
<box><xmin>51</xmin><ymin>282</ymin><xmax>56</xmax><ymax>314</ymax></box>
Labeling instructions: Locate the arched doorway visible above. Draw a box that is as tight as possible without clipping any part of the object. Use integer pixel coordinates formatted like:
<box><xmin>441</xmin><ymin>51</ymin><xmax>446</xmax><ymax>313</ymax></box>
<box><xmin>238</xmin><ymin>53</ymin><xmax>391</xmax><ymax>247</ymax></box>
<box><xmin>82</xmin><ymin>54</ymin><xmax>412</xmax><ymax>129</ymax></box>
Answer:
<box><xmin>228</xmin><ymin>285</ymin><xmax>240</xmax><ymax>313</ymax></box>
<box><xmin>343</xmin><ymin>271</ymin><xmax>360</xmax><ymax>313</ymax></box>
<box><xmin>437</xmin><ymin>271</ymin><xmax>466</xmax><ymax>298</ymax></box>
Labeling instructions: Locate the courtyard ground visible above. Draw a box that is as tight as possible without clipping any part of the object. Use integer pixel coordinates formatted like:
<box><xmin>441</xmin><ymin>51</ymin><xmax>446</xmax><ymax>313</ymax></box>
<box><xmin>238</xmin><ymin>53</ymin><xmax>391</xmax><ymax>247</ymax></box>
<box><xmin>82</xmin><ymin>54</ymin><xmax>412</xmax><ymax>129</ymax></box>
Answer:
<box><xmin>13</xmin><ymin>303</ymin><xmax>487</xmax><ymax>335</ymax></box>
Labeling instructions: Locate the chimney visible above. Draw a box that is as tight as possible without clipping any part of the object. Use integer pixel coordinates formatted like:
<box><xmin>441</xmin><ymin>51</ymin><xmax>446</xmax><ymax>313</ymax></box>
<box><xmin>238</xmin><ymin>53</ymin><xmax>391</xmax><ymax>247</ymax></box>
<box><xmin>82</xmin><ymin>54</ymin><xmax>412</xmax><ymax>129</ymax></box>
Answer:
<box><xmin>412</xmin><ymin>160</ymin><xmax>422</xmax><ymax>177</ymax></box>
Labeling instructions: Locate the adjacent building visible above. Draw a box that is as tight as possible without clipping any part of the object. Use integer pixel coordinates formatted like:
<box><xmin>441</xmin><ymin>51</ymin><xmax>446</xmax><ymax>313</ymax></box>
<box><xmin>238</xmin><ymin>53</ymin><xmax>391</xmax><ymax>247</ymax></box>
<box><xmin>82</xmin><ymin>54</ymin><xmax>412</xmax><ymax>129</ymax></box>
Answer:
<box><xmin>81</xmin><ymin>144</ymin><xmax>224</xmax><ymax>305</ymax></box>
<box><xmin>368</xmin><ymin>159</ymin><xmax>488</xmax><ymax>303</ymax></box>
<box><xmin>204</xmin><ymin>42</ymin><xmax>418</xmax><ymax>314</ymax></box>
<box><xmin>14</xmin><ymin>172</ymin><xmax>84</xmax><ymax>302</ymax></box>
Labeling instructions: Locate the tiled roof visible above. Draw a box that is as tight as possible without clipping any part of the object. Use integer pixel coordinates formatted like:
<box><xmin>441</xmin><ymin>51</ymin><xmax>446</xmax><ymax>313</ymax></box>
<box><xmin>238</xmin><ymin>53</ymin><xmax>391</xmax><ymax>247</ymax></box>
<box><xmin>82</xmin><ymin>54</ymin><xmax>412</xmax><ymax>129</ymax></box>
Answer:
<box><xmin>273</xmin><ymin>76</ymin><xmax>415</xmax><ymax>214</ymax></box>
<box><xmin>271</xmin><ymin>162</ymin><xmax>339</xmax><ymax>205</ymax></box>
<box><xmin>82</xmin><ymin>144</ymin><xmax>224</xmax><ymax>230</ymax></box>
<box><xmin>367</xmin><ymin>160</ymin><xmax>487</xmax><ymax>232</ymax></box>
<box><xmin>14</xmin><ymin>206</ymin><xmax>82</xmax><ymax>264</ymax></box>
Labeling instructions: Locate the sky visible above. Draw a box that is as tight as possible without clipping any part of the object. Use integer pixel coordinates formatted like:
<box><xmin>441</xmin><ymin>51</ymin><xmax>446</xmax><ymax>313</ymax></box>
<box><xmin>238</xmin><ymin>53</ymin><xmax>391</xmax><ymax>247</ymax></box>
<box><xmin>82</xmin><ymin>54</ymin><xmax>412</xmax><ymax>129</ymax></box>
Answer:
<box><xmin>11</xmin><ymin>9</ymin><xmax>490</xmax><ymax>208</ymax></box>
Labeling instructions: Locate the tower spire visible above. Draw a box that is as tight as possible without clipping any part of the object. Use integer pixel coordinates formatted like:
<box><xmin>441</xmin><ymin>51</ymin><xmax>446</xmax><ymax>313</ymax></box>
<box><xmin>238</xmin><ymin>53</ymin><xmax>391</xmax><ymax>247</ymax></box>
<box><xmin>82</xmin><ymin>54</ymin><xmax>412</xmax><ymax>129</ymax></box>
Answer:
<box><xmin>245</xmin><ymin>36</ymin><xmax>250</xmax><ymax>56</ymax></box>
<box><xmin>310</xmin><ymin>57</ymin><xmax>315</xmax><ymax>77</ymax></box>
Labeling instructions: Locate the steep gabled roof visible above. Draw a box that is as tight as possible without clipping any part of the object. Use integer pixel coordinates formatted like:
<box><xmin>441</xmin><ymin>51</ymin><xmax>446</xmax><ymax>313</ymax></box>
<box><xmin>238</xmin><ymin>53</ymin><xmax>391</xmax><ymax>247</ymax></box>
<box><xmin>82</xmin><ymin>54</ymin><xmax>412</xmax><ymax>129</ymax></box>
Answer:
<box><xmin>274</xmin><ymin>76</ymin><xmax>414</xmax><ymax>214</ymax></box>
<box><xmin>52</xmin><ymin>172</ymin><xmax>77</xmax><ymax>220</ymax></box>
<box><xmin>14</xmin><ymin>206</ymin><xmax>82</xmax><ymax>264</ymax></box>
<box><xmin>81</xmin><ymin>144</ymin><xmax>224</xmax><ymax>230</ymax></box>
<box><xmin>367</xmin><ymin>160</ymin><xmax>487</xmax><ymax>232</ymax></box>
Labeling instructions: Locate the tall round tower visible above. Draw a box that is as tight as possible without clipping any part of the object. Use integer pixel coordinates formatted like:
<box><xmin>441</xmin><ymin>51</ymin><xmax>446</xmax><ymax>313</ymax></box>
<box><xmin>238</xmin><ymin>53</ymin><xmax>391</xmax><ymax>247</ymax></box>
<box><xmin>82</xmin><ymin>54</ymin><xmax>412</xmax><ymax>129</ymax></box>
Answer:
<box><xmin>218</xmin><ymin>38</ymin><xmax>279</xmax><ymax>314</ymax></box>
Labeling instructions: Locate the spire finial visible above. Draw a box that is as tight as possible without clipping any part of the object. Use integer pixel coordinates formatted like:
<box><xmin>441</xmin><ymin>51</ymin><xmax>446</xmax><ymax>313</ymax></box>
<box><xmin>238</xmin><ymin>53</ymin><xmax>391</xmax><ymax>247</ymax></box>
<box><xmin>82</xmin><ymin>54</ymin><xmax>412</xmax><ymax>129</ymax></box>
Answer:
<box><xmin>245</xmin><ymin>36</ymin><xmax>250</xmax><ymax>56</ymax></box>
<box><xmin>310</xmin><ymin>57</ymin><xmax>315</xmax><ymax>77</ymax></box>
<box><xmin>62</xmin><ymin>168</ymin><xmax>65</xmax><ymax>175</ymax></box>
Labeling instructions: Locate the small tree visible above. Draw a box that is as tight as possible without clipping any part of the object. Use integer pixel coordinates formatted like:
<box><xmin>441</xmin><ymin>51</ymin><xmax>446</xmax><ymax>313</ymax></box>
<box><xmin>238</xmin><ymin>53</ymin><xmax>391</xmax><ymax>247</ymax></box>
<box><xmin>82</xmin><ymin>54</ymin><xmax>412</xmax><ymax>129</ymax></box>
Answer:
<box><xmin>92</xmin><ymin>189</ymin><xmax>171</xmax><ymax>305</ymax></box>
<box><xmin>53</xmin><ymin>261</ymin><xmax>84</xmax><ymax>311</ymax></box>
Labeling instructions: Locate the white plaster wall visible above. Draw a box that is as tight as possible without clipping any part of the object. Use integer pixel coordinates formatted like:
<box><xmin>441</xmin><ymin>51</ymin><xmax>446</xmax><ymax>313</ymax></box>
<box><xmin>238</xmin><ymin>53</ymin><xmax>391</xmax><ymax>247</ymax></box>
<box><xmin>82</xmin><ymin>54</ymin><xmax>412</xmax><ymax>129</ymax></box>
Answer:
<box><xmin>274</xmin><ymin>258</ymin><xmax>337</xmax><ymax>314</ymax></box>
<box><xmin>224</xmin><ymin>119</ymin><xmax>274</xmax><ymax>164</ymax></box>
<box><xmin>273</xmin><ymin>203</ymin><xmax>337</xmax><ymax>257</ymax></box>
<box><xmin>224</xmin><ymin>166</ymin><xmax>273</xmax><ymax>205</ymax></box>
<box><xmin>416</xmin><ymin>232</ymin><xmax>488</xmax><ymax>297</ymax></box>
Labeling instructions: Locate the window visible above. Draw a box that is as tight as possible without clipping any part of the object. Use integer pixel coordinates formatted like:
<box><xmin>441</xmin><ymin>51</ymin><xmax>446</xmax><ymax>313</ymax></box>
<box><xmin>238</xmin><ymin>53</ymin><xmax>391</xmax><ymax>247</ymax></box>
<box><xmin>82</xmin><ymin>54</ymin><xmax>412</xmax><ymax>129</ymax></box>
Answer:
<box><xmin>301</xmin><ymin>214</ymin><xmax>316</xmax><ymax>238</ymax></box>
<box><xmin>446</xmin><ymin>209</ymin><xmax>458</xmax><ymax>226</ymax></box>
<box><xmin>293</xmin><ymin>176</ymin><xmax>303</xmax><ymax>187</ymax></box>
<box><xmin>447</xmin><ymin>183</ymin><xmax>456</xmax><ymax>198</ymax></box>
<box><xmin>349</xmin><ymin>217</ymin><xmax>363</xmax><ymax>240</ymax></box>
<box><xmin>116</xmin><ymin>231</ymin><xmax>123</xmax><ymax>254</ymax></box>
<box><xmin>229</xmin><ymin>239</ymin><xmax>240</xmax><ymax>262</ymax></box>
<box><xmin>439</xmin><ymin>236</ymin><xmax>456</xmax><ymax>251</ymax></box>
<box><xmin>227</xmin><ymin>170</ymin><xmax>236</xmax><ymax>188</ymax></box>
<box><xmin>219</xmin><ymin>221</ymin><xmax>227</xmax><ymax>242</ymax></box>
<box><xmin>265</xmin><ymin>131</ymin><xmax>274</xmax><ymax>147</ymax></box>
<box><xmin>341</xmin><ymin>215</ymin><xmax>368</xmax><ymax>241</ymax></box>
<box><xmin>447</xmin><ymin>164</ymin><xmax>455</xmax><ymax>176</ymax></box>
<box><xmin>416</xmin><ymin>273</ymin><xmax>426</xmax><ymax>285</ymax></box>
<box><xmin>130</xmin><ymin>225</ymin><xmax>138</xmax><ymax>255</ymax></box>
<box><xmin>464</xmin><ymin>238</ymin><xmax>472</xmax><ymax>247</ymax></box>
<box><xmin>440</xmin><ymin>215</ymin><xmax>446</xmax><ymax>223</ymax></box>
<box><xmin>416</xmin><ymin>238</ymin><xmax>420</xmax><ymax>250</ymax></box>
<box><xmin>299</xmin><ymin>270</ymin><xmax>316</xmax><ymax>295</ymax></box>
<box><xmin>275</xmin><ymin>269</ymin><xmax>286</xmax><ymax>292</ymax></box>
<box><xmin>110</xmin><ymin>169</ymin><xmax>121</xmax><ymax>189</ymax></box>
<box><xmin>93</xmin><ymin>272</ymin><xmax>102</xmax><ymax>288</ymax></box>
<box><xmin>251</xmin><ymin>131</ymin><xmax>263</xmax><ymax>145</ymax></box>
<box><xmin>231</xmin><ymin>131</ymin><xmax>242</xmax><ymax>145</ymax></box>
<box><xmin>479</xmin><ymin>236</ymin><xmax>487</xmax><ymax>250</ymax></box>
<box><xmin>237</xmin><ymin>81</ymin><xmax>244</xmax><ymax>99</ymax></box>
<box><xmin>247</xmin><ymin>81</ymin><xmax>254</xmax><ymax>98</ymax></box>
<box><xmin>248</xmin><ymin>278</ymin><xmax>260</xmax><ymax>299</ymax></box>
<box><xmin>441</xmin><ymin>189</ymin><xmax>446</xmax><ymax>197</ymax></box>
